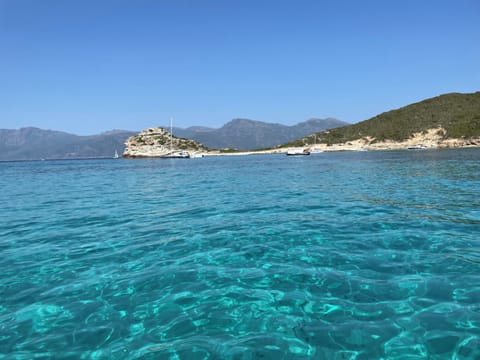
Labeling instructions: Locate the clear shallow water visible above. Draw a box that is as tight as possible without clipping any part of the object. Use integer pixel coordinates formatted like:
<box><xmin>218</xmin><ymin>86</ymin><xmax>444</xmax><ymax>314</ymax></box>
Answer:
<box><xmin>0</xmin><ymin>149</ymin><xmax>479</xmax><ymax>359</ymax></box>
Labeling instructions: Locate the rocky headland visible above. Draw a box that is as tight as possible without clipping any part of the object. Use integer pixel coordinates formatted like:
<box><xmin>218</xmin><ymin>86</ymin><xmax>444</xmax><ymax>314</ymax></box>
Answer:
<box><xmin>123</xmin><ymin>127</ymin><xmax>208</xmax><ymax>158</ymax></box>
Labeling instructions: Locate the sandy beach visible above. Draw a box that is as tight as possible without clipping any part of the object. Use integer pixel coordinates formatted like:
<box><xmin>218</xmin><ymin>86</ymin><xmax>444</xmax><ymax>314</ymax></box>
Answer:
<box><xmin>206</xmin><ymin>127</ymin><xmax>480</xmax><ymax>156</ymax></box>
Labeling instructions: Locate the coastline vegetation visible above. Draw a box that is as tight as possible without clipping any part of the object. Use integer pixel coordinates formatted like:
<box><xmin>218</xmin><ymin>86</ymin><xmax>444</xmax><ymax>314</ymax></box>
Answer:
<box><xmin>284</xmin><ymin>92</ymin><xmax>480</xmax><ymax>147</ymax></box>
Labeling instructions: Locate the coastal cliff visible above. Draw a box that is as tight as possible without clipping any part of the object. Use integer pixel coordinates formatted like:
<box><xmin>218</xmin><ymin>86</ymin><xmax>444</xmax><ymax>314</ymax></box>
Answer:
<box><xmin>123</xmin><ymin>127</ymin><xmax>207</xmax><ymax>158</ymax></box>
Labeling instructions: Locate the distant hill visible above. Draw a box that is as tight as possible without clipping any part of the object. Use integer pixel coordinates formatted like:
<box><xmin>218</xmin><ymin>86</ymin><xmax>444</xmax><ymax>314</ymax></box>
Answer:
<box><xmin>172</xmin><ymin>126</ymin><xmax>215</xmax><ymax>139</ymax></box>
<box><xmin>186</xmin><ymin>118</ymin><xmax>347</xmax><ymax>150</ymax></box>
<box><xmin>286</xmin><ymin>92</ymin><xmax>480</xmax><ymax>146</ymax></box>
<box><xmin>0</xmin><ymin>127</ymin><xmax>136</xmax><ymax>161</ymax></box>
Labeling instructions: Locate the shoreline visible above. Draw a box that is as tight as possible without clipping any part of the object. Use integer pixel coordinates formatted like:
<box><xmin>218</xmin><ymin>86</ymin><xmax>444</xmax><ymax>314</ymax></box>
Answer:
<box><xmin>123</xmin><ymin>141</ymin><xmax>480</xmax><ymax>158</ymax></box>
<box><xmin>206</xmin><ymin>128</ymin><xmax>480</xmax><ymax>156</ymax></box>
<box><xmin>123</xmin><ymin>128</ymin><xmax>480</xmax><ymax>158</ymax></box>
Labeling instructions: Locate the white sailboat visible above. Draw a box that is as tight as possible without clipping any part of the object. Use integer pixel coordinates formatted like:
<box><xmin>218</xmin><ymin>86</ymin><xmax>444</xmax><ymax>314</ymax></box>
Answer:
<box><xmin>161</xmin><ymin>118</ymin><xmax>190</xmax><ymax>159</ymax></box>
<box><xmin>114</xmin><ymin>149</ymin><xmax>119</xmax><ymax>159</ymax></box>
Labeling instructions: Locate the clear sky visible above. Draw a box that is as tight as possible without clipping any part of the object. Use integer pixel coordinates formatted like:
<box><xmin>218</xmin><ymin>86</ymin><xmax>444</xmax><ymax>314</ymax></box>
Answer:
<box><xmin>1</xmin><ymin>0</ymin><xmax>479</xmax><ymax>134</ymax></box>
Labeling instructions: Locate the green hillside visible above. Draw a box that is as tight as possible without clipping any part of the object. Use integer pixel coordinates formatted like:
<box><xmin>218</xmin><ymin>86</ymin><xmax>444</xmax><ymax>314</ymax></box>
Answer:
<box><xmin>286</xmin><ymin>92</ymin><xmax>480</xmax><ymax>146</ymax></box>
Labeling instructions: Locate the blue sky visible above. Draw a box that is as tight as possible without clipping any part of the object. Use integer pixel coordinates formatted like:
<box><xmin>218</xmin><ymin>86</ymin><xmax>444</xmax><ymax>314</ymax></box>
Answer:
<box><xmin>1</xmin><ymin>0</ymin><xmax>479</xmax><ymax>134</ymax></box>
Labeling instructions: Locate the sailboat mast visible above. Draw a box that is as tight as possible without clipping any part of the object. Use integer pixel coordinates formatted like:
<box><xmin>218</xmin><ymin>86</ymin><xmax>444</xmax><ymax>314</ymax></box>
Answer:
<box><xmin>170</xmin><ymin>117</ymin><xmax>173</xmax><ymax>151</ymax></box>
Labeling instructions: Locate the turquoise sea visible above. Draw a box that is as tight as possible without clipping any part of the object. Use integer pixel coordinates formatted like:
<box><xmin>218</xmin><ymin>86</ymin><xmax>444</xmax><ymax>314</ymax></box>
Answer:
<box><xmin>1</xmin><ymin>149</ymin><xmax>479</xmax><ymax>359</ymax></box>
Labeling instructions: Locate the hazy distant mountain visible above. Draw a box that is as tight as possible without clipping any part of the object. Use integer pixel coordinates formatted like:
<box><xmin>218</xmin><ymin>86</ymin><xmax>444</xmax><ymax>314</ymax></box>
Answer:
<box><xmin>0</xmin><ymin>127</ymin><xmax>136</xmax><ymax>161</ymax></box>
<box><xmin>171</xmin><ymin>126</ymin><xmax>215</xmax><ymax>139</ymax></box>
<box><xmin>0</xmin><ymin>117</ymin><xmax>346</xmax><ymax>160</ymax></box>
<box><xmin>187</xmin><ymin>118</ymin><xmax>347</xmax><ymax>150</ymax></box>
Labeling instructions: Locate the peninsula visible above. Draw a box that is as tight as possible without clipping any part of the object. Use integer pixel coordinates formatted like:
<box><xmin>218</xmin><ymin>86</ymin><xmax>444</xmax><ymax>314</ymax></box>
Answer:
<box><xmin>123</xmin><ymin>91</ymin><xmax>480</xmax><ymax>157</ymax></box>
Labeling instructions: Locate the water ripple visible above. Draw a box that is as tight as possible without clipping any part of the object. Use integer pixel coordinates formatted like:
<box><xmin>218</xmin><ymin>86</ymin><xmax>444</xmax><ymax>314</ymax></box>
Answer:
<box><xmin>0</xmin><ymin>150</ymin><xmax>479</xmax><ymax>358</ymax></box>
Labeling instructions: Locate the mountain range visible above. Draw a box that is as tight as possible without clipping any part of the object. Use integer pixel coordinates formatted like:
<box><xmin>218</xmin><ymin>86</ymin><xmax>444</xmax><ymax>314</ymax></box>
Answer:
<box><xmin>5</xmin><ymin>90</ymin><xmax>477</xmax><ymax>161</ymax></box>
<box><xmin>174</xmin><ymin>118</ymin><xmax>347</xmax><ymax>150</ymax></box>
<box><xmin>0</xmin><ymin>118</ymin><xmax>346</xmax><ymax>160</ymax></box>
<box><xmin>0</xmin><ymin>128</ymin><xmax>136</xmax><ymax>161</ymax></box>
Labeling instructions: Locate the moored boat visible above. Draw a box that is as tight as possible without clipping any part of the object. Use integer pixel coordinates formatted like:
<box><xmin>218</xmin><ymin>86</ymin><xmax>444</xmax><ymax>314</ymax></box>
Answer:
<box><xmin>160</xmin><ymin>151</ymin><xmax>191</xmax><ymax>159</ymax></box>
<box><xmin>160</xmin><ymin>118</ymin><xmax>191</xmax><ymax>159</ymax></box>
<box><xmin>286</xmin><ymin>149</ymin><xmax>311</xmax><ymax>156</ymax></box>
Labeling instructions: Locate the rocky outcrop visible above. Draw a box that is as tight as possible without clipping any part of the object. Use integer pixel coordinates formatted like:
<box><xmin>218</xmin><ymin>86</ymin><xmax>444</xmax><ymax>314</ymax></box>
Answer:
<box><xmin>123</xmin><ymin>127</ymin><xmax>208</xmax><ymax>158</ymax></box>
